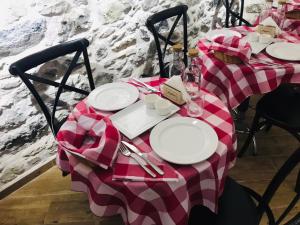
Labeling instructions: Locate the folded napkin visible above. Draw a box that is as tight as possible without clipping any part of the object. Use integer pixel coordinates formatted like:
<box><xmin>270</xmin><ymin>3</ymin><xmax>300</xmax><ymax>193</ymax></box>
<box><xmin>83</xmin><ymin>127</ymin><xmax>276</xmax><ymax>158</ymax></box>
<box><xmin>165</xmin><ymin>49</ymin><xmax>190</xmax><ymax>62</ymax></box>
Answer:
<box><xmin>57</xmin><ymin>112</ymin><xmax>121</xmax><ymax>169</ymax></box>
<box><xmin>210</xmin><ymin>35</ymin><xmax>252</xmax><ymax>62</ymax></box>
<box><xmin>113</xmin><ymin>143</ymin><xmax>179</xmax><ymax>182</ymax></box>
<box><xmin>258</xmin><ymin>17</ymin><xmax>282</xmax><ymax>34</ymax></box>
<box><xmin>164</xmin><ymin>75</ymin><xmax>191</xmax><ymax>101</ymax></box>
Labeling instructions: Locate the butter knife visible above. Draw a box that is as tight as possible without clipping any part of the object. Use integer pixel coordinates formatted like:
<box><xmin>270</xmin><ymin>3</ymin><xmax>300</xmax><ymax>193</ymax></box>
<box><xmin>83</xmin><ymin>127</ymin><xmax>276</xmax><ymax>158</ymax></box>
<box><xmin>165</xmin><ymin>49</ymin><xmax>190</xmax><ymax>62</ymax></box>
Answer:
<box><xmin>121</xmin><ymin>141</ymin><xmax>164</xmax><ymax>175</ymax></box>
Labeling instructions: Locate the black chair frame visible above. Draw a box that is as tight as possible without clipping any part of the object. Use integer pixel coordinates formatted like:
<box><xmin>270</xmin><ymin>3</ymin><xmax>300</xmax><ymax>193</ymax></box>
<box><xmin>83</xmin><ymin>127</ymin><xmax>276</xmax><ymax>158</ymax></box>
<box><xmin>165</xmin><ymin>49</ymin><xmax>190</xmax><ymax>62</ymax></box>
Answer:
<box><xmin>254</xmin><ymin>147</ymin><xmax>300</xmax><ymax>224</ymax></box>
<box><xmin>239</xmin><ymin>111</ymin><xmax>300</xmax><ymax>158</ymax></box>
<box><xmin>189</xmin><ymin>147</ymin><xmax>300</xmax><ymax>225</ymax></box>
<box><xmin>9</xmin><ymin>38</ymin><xmax>95</xmax><ymax>136</ymax></box>
<box><xmin>222</xmin><ymin>0</ymin><xmax>252</xmax><ymax>28</ymax></box>
<box><xmin>146</xmin><ymin>4</ymin><xmax>188</xmax><ymax>78</ymax></box>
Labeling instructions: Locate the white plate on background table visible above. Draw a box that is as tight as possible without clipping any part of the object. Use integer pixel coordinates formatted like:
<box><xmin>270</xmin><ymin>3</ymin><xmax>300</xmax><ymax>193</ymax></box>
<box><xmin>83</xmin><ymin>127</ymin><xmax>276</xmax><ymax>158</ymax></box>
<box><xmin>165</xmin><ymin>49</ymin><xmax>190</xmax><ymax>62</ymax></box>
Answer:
<box><xmin>149</xmin><ymin>117</ymin><xmax>218</xmax><ymax>165</ymax></box>
<box><xmin>87</xmin><ymin>82</ymin><xmax>139</xmax><ymax>111</ymax></box>
<box><xmin>243</xmin><ymin>35</ymin><xmax>273</xmax><ymax>54</ymax></box>
<box><xmin>110</xmin><ymin>100</ymin><xmax>180</xmax><ymax>139</ymax></box>
<box><xmin>266</xmin><ymin>42</ymin><xmax>300</xmax><ymax>61</ymax></box>
<box><xmin>205</xmin><ymin>29</ymin><xmax>242</xmax><ymax>41</ymax></box>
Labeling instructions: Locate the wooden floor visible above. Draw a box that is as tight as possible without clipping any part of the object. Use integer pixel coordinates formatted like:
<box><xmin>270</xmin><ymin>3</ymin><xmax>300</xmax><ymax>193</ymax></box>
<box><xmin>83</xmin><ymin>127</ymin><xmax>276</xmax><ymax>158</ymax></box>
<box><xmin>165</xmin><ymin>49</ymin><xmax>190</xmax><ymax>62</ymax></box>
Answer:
<box><xmin>0</xmin><ymin>95</ymin><xmax>299</xmax><ymax>225</ymax></box>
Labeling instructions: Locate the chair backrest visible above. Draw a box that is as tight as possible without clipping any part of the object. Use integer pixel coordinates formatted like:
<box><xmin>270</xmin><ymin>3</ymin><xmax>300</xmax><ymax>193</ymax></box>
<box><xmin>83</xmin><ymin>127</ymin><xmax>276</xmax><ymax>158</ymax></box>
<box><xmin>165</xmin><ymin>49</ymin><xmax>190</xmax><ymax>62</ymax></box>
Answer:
<box><xmin>146</xmin><ymin>4</ymin><xmax>188</xmax><ymax>78</ymax></box>
<box><xmin>255</xmin><ymin>147</ymin><xmax>300</xmax><ymax>224</ymax></box>
<box><xmin>9</xmin><ymin>38</ymin><xmax>95</xmax><ymax>136</ymax></box>
<box><xmin>222</xmin><ymin>0</ymin><xmax>252</xmax><ymax>27</ymax></box>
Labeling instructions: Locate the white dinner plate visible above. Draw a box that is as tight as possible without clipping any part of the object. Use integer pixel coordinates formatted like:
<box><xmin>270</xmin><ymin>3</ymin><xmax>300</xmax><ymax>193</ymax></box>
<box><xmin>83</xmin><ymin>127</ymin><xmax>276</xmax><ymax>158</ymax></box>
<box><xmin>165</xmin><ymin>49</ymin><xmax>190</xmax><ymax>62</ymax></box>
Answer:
<box><xmin>149</xmin><ymin>117</ymin><xmax>218</xmax><ymax>165</ymax></box>
<box><xmin>87</xmin><ymin>82</ymin><xmax>139</xmax><ymax>111</ymax></box>
<box><xmin>266</xmin><ymin>42</ymin><xmax>300</xmax><ymax>61</ymax></box>
<box><xmin>205</xmin><ymin>29</ymin><xmax>242</xmax><ymax>41</ymax></box>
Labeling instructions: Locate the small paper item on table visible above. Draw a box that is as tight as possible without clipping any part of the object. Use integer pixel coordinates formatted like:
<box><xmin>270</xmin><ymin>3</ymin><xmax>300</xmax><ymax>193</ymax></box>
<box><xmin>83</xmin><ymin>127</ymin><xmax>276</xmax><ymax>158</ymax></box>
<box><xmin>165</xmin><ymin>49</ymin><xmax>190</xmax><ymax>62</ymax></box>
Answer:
<box><xmin>256</xmin><ymin>17</ymin><xmax>282</xmax><ymax>37</ymax></box>
<box><xmin>161</xmin><ymin>75</ymin><xmax>191</xmax><ymax>105</ymax></box>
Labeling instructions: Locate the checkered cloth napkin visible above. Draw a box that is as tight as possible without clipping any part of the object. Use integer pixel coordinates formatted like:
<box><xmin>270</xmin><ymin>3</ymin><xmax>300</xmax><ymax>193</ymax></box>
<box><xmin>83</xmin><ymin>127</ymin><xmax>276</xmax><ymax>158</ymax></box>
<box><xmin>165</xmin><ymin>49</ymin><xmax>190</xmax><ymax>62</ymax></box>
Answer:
<box><xmin>210</xmin><ymin>35</ymin><xmax>252</xmax><ymax>63</ymax></box>
<box><xmin>56</xmin><ymin>110</ymin><xmax>121</xmax><ymax>170</ymax></box>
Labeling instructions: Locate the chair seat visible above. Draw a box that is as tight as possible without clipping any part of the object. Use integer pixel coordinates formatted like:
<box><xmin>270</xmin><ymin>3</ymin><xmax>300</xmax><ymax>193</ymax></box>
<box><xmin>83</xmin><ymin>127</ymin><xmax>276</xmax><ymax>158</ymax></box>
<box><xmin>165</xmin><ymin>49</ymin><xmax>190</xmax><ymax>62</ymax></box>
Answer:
<box><xmin>257</xmin><ymin>84</ymin><xmax>300</xmax><ymax>130</ymax></box>
<box><xmin>189</xmin><ymin>177</ymin><xmax>259</xmax><ymax>225</ymax></box>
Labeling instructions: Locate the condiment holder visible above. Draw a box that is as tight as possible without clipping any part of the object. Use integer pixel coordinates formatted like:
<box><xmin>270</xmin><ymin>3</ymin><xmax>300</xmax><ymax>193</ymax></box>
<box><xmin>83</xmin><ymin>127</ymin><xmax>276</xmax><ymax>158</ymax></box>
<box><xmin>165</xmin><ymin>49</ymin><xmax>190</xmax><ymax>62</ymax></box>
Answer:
<box><xmin>256</xmin><ymin>24</ymin><xmax>277</xmax><ymax>37</ymax></box>
<box><xmin>161</xmin><ymin>83</ymin><xmax>186</xmax><ymax>105</ymax></box>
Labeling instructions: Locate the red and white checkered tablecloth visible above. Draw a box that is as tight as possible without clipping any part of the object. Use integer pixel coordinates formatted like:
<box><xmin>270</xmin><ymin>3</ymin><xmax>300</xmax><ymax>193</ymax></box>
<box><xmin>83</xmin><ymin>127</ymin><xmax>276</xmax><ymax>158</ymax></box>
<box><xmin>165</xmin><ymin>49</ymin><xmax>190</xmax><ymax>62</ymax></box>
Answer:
<box><xmin>197</xmin><ymin>26</ymin><xmax>300</xmax><ymax>109</ymax></box>
<box><xmin>56</xmin><ymin>77</ymin><xmax>237</xmax><ymax>225</ymax></box>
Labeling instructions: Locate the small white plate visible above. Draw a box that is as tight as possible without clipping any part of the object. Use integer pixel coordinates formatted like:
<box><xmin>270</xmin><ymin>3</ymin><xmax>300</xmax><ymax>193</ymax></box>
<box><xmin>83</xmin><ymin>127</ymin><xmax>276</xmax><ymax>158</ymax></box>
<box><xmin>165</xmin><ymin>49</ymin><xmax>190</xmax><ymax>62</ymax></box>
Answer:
<box><xmin>266</xmin><ymin>42</ymin><xmax>300</xmax><ymax>61</ymax></box>
<box><xmin>149</xmin><ymin>117</ymin><xmax>218</xmax><ymax>165</ymax></box>
<box><xmin>87</xmin><ymin>83</ymin><xmax>139</xmax><ymax>111</ymax></box>
<box><xmin>205</xmin><ymin>29</ymin><xmax>242</xmax><ymax>41</ymax></box>
<box><xmin>110</xmin><ymin>100</ymin><xmax>180</xmax><ymax>139</ymax></box>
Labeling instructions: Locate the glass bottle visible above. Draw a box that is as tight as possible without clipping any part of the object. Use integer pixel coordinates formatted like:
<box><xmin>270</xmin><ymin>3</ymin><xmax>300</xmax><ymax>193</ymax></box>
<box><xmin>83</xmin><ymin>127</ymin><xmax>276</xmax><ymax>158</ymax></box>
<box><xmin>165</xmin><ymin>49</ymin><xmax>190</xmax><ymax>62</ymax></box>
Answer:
<box><xmin>277</xmin><ymin>0</ymin><xmax>286</xmax><ymax>28</ymax></box>
<box><xmin>259</xmin><ymin>0</ymin><xmax>273</xmax><ymax>23</ymax></box>
<box><xmin>182</xmin><ymin>48</ymin><xmax>204</xmax><ymax>117</ymax></box>
<box><xmin>266</xmin><ymin>0</ymin><xmax>273</xmax><ymax>10</ymax></box>
<box><xmin>169</xmin><ymin>43</ymin><xmax>185</xmax><ymax>78</ymax></box>
<box><xmin>277</xmin><ymin>0</ymin><xmax>286</xmax><ymax>14</ymax></box>
<box><xmin>182</xmin><ymin>48</ymin><xmax>201</xmax><ymax>99</ymax></box>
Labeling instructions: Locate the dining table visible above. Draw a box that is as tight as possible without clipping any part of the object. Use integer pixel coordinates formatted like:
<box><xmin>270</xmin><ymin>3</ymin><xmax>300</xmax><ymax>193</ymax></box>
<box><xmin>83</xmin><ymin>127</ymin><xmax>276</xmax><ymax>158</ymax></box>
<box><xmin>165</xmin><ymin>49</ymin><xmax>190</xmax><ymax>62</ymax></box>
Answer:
<box><xmin>56</xmin><ymin>76</ymin><xmax>237</xmax><ymax>225</ymax></box>
<box><xmin>196</xmin><ymin>25</ymin><xmax>300</xmax><ymax>110</ymax></box>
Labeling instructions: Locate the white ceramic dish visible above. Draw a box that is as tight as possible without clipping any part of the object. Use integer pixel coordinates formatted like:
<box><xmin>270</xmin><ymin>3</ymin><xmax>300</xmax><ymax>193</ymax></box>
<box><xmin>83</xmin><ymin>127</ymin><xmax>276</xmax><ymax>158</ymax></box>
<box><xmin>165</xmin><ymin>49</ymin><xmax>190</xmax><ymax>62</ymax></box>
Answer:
<box><xmin>205</xmin><ymin>29</ymin><xmax>242</xmax><ymax>41</ymax></box>
<box><xmin>266</xmin><ymin>42</ymin><xmax>300</xmax><ymax>61</ymax></box>
<box><xmin>110</xmin><ymin>100</ymin><xmax>180</xmax><ymax>139</ymax></box>
<box><xmin>149</xmin><ymin>117</ymin><xmax>218</xmax><ymax>165</ymax></box>
<box><xmin>248</xmin><ymin>40</ymin><xmax>273</xmax><ymax>54</ymax></box>
<box><xmin>87</xmin><ymin>82</ymin><xmax>139</xmax><ymax>111</ymax></box>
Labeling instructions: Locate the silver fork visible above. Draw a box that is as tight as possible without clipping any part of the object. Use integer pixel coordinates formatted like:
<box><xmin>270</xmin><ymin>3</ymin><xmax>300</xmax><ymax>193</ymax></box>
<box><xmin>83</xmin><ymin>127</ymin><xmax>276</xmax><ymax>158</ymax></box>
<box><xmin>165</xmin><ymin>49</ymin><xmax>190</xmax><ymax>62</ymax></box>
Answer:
<box><xmin>119</xmin><ymin>144</ymin><xmax>156</xmax><ymax>178</ymax></box>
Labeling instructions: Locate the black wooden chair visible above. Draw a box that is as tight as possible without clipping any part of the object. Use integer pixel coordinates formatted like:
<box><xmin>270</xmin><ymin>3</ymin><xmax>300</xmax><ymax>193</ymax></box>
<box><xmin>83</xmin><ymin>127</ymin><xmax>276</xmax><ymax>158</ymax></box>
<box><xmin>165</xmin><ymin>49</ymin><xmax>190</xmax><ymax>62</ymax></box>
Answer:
<box><xmin>189</xmin><ymin>147</ymin><xmax>300</xmax><ymax>225</ymax></box>
<box><xmin>145</xmin><ymin>4</ymin><xmax>188</xmax><ymax>78</ymax></box>
<box><xmin>9</xmin><ymin>38</ymin><xmax>95</xmax><ymax>136</ymax></box>
<box><xmin>222</xmin><ymin>0</ymin><xmax>252</xmax><ymax>28</ymax></box>
<box><xmin>238</xmin><ymin>84</ymin><xmax>300</xmax><ymax>157</ymax></box>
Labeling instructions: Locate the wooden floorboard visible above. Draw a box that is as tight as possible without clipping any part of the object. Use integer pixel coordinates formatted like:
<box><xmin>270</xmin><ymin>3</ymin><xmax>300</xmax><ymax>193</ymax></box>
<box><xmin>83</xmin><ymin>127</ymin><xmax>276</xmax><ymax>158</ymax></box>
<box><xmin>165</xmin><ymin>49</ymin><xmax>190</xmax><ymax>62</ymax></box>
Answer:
<box><xmin>0</xmin><ymin>95</ymin><xmax>299</xmax><ymax>225</ymax></box>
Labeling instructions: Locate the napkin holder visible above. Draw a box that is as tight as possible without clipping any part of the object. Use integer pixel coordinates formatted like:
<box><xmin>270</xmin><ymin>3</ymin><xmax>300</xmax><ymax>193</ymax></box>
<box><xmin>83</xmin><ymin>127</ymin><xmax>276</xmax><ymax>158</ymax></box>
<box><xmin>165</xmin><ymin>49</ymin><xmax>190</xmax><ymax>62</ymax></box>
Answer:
<box><xmin>256</xmin><ymin>24</ymin><xmax>277</xmax><ymax>37</ymax></box>
<box><xmin>213</xmin><ymin>51</ymin><xmax>243</xmax><ymax>64</ymax></box>
<box><xmin>161</xmin><ymin>83</ymin><xmax>186</xmax><ymax>105</ymax></box>
<box><xmin>285</xmin><ymin>10</ymin><xmax>300</xmax><ymax>19</ymax></box>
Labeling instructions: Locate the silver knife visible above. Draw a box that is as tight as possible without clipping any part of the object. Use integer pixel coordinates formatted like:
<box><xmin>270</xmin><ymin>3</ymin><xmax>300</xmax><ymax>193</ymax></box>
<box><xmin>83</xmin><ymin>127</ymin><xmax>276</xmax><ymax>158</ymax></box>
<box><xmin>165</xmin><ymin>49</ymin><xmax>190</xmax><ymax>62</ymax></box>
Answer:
<box><xmin>131</xmin><ymin>78</ymin><xmax>160</xmax><ymax>93</ymax></box>
<box><xmin>121</xmin><ymin>141</ymin><xmax>164</xmax><ymax>175</ymax></box>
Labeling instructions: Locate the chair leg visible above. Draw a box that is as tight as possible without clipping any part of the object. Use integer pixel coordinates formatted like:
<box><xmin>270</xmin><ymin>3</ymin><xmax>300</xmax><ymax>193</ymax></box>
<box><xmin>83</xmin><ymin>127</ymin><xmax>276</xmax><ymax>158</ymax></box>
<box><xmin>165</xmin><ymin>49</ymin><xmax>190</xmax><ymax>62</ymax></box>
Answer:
<box><xmin>296</xmin><ymin>169</ymin><xmax>300</xmax><ymax>193</ymax></box>
<box><xmin>252</xmin><ymin>135</ymin><xmax>257</xmax><ymax>156</ymax></box>
<box><xmin>62</xmin><ymin>171</ymin><xmax>69</xmax><ymax>177</ymax></box>
<box><xmin>238</xmin><ymin>113</ymin><xmax>260</xmax><ymax>158</ymax></box>
<box><xmin>264</xmin><ymin>123</ymin><xmax>272</xmax><ymax>132</ymax></box>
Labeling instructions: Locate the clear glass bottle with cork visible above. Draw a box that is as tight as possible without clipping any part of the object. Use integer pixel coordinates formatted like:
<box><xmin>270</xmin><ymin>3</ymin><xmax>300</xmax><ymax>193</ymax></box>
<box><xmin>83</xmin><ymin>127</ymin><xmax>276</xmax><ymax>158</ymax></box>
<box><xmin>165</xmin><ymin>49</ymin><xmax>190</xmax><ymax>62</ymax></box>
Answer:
<box><xmin>168</xmin><ymin>43</ymin><xmax>185</xmax><ymax>78</ymax></box>
<box><xmin>277</xmin><ymin>0</ymin><xmax>286</xmax><ymax>14</ymax></box>
<box><xmin>182</xmin><ymin>48</ymin><xmax>204</xmax><ymax>117</ymax></box>
<box><xmin>182</xmin><ymin>48</ymin><xmax>201</xmax><ymax>99</ymax></box>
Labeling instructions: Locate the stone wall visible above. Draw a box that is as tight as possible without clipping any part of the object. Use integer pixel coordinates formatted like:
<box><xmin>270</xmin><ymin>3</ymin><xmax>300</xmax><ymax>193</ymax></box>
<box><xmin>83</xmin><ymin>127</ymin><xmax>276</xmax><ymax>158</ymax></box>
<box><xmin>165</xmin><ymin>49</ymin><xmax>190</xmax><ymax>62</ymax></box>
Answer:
<box><xmin>0</xmin><ymin>0</ymin><xmax>263</xmax><ymax>187</ymax></box>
